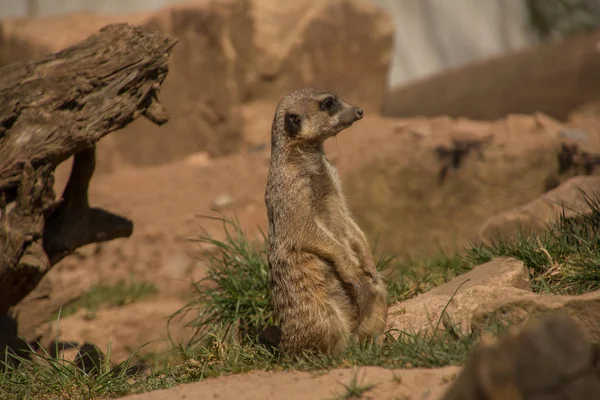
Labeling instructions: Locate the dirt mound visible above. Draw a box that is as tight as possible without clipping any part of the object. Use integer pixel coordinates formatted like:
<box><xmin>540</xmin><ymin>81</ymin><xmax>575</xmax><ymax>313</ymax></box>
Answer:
<box><xmin>383</xmin><ymin>29</ymin><xmax>600</xmax><ymax>121</ymax></box>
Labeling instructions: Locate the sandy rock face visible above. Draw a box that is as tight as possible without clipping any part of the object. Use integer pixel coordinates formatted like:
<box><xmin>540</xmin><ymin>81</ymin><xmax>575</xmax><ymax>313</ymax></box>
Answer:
<box><xmin>342</xmin><ymin>111</ymin><xmax>600</xmax><ymax>256</ymax></box>
<box><xmin>124</xmin><ymin>0</ymin><xmax>255</xmax><ymax>165</ymax></box>
<box><xmin>249</xmin><ymin>0</ymin><xmax>393</xmax><ymax>111</ymax></box>
<box><xmin>479</xmin><ymin>175</ymin><xmax>600</xmax><ymax>244</ymax></box>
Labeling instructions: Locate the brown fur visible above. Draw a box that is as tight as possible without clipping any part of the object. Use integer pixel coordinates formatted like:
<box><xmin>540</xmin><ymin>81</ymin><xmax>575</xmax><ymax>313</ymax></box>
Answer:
<box><xmin>264</xmin><ymin>87</ymin><xmax>388</xmax><ymax>357</ymax></box>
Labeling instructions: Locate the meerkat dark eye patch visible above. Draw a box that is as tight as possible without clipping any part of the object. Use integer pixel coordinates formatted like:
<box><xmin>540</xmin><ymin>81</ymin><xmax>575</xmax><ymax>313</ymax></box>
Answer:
<box><xmin>320</xmin><ymin>96</ymin><xmax>339</xmax><ymax>113</ymax></box>
<box><xmin>284</xmin><ymin>112</ymin><xmax>302</xmax><ymax>136</ymax></box>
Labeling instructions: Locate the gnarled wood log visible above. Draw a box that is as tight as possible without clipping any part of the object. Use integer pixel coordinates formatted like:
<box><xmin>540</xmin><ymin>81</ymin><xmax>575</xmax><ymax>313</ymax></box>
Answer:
<box><xmin>0</xmin><ymin>23</ymin><xmax>177</xmax><ymax>314</ymax></box>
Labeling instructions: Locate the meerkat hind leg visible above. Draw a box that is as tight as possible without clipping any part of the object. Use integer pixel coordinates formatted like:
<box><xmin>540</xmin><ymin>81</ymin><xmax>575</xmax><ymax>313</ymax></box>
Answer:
<box><xmin>281</xmin><ymin>301</ymin><xmax>352</xmax><ymax>357</ymax></box>
<box><xmin>356</xmin><ymin>279</ymin><xmax>388</xmax><ymax>344</ymax></box>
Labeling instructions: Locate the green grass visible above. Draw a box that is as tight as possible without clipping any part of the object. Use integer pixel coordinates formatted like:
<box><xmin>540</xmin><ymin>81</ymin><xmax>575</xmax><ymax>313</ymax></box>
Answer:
<box><xmin>0</xmin><ymin>342</ymin><xmax>138</xmax><ymax>400</ymax></box>
<box><xmin>3</xmin><ymin>191</ymin><xmax>599</xmax><ymax>399</ymax></box>
<box><xmin>385</xmin><ymin>250</ymin><xmax>471</xmax><ymax>304</ymax></box>
<box><xmin>54</xmin><ymin>279</ymin><xmax>159</xmax><ymax>319</ymax></box>
<box><xmin>330</xmin><ymin>369</ymin><xmax>375</xmax><ymax>400</ymax></box>
<box><xmin>466</xmin><ymin>189</ymin><xmax>600</xmax><ymax>295</ymax></box>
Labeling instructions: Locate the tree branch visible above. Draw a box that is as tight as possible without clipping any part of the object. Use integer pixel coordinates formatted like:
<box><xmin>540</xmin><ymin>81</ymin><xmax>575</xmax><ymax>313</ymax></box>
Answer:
<box><xmin>0</xmin><ymin>23</ymin><xmax>177</xmax><ymax>313</ymax></box>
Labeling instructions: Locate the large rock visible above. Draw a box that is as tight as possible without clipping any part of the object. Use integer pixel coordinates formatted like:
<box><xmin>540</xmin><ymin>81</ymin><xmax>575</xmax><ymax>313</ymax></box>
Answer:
<box><xmin>472</xmin><ymin>289</ymin><xmax>600</xmax><ymax>343</ymax></box>
<box><xmin>479</xmin><ymin>175</ymin><xmax>600</xmax><ymax>244</ymax></box>
<box><xmin>249</xmin><ymin>0</ymin><xmax>393</xmax><ymax>111</ymax></box>
<box><xmin>341</xmin><ymin>112</ymin><xmax>597</xmax><ymax>256</ymax></box>
<box><xmin>442</xmin><ymin>314</ymin><xmax>600</xmax><ymax>400</ymax></box>
<box><xmin>125</xmin><ymin>0</ymin><xmax>255</xmax><ymax>165</ymax></box>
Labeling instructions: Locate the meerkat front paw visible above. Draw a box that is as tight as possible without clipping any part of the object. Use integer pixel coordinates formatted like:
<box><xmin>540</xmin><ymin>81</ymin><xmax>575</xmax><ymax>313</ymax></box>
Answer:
<box><xmin>367</xmin><ymin>269</ymin><xmax>379</xmax><ymax>285</ymax></box>
<box><xmin>363</xmin><ymin>262</ymin><xmax>379</xmax><ymax>285</ymax></box>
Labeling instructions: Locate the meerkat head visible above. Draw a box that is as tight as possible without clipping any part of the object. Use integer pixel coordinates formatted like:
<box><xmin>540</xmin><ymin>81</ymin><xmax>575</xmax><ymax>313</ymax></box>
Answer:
<box><xmin>271</xmin><ymin>87</ymin><xmax>363</xmax><ymax>147</ymax></box>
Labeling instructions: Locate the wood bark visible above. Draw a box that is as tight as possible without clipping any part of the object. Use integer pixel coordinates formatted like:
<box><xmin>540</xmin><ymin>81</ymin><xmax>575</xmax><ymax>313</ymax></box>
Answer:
<box><xmin>0</xmin><ymin>23</ymin><xmax>178</xmax><ymax>313</ymax></box>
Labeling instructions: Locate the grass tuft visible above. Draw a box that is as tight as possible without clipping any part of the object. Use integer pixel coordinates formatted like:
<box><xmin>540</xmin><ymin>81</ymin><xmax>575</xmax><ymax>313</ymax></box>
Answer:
<box><xmin>466</xmin><ymin>189</ymin><xmax>600</xmax><ymax>295</ymax></box>
<box><xmin>168</xmin><ymin>216</ymin><xmax>274</xmax><ymax>349</ymax></box>
<box><xmin>331</xmin><ymin>369</ymin><xmax>375</xmax><ymax>400</ymax></box>
<box><xmin>0</xmin><ymin>341</ymin><xmax>140</xmax><ymax>400</ymax></box>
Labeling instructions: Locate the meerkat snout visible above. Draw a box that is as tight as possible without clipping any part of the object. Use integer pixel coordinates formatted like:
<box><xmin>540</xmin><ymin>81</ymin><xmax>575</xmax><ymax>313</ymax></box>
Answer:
<box><xmin>354</xmin><ymin>107</ymin><xmax>364</xmax><ymax>119</ymax></box>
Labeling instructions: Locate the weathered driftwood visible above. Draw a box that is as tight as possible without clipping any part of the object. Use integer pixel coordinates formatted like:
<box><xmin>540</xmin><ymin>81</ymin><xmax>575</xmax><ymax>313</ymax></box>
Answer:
<box><xmin>0</xmin><ymin>23</ymin><xmax>177</xmax><ymax>313</ymax></box>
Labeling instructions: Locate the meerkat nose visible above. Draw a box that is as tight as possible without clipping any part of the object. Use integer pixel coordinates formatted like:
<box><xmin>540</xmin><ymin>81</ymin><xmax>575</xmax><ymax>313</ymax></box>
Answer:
<box><xmin>354</xmin><ymin>107</ymin><xmax>364</xmax><ymax>119</ymax></box>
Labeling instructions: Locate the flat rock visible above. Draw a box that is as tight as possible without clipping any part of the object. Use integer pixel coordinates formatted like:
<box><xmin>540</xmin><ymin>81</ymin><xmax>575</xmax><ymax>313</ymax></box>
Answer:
<box><xmin>390</xmin><ymin>256</ymin><xmax>600</xmax><ymax>341</ymax></box>
<box><xmin>389</xmin><ymin>258</ymin><xmax>532</xmax><ymax>335</ymax></box>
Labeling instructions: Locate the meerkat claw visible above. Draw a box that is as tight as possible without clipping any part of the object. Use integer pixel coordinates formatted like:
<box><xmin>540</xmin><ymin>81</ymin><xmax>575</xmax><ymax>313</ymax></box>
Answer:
<box><xmin>370</xmin><ymin>273</ymin><xmax>379</xmax><ymax>285</ymax></box>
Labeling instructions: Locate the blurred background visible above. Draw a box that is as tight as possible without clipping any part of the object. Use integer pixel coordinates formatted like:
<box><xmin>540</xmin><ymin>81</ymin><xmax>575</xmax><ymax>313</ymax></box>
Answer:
<box><xmin>2</xmin><ymin>0</ymin><xmax>600</xmax><ymax>87</ymax></box>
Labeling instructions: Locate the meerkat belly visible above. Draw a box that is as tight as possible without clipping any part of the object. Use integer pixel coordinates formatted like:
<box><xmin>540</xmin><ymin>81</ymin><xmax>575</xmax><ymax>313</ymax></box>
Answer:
<box><xmin>269</xmin><ymin>252</ymin><xmax>352</xmax><ymax>319</ymax></box>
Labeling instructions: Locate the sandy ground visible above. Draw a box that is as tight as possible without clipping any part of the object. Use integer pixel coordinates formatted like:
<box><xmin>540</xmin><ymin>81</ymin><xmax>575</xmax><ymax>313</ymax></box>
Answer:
<box><xmin>121</xmin><ymin>366</ymin><xmax>461</xmax><ymax>400</ymax></box>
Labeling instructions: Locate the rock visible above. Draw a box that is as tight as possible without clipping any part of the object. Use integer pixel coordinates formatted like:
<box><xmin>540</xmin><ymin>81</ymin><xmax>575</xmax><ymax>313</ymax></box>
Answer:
<box><xmin>388</xmin><ymin>258</ymin><xmax>532</xmax><ymax>335</ymax></box>
<box><xmin>342</xmin><ymin>113</ymin><xmax>567</xmax><ymax>256</ymax></box>
<box><xmin>135</xmin><ymin>0</ymin><xmax>254</xmax><ymax>163</ymax></box>
<box><xmin>249</xmin><ymin>0</ymin><xmax>393</xmax><ymax>111</ymax></box>
<box><xmin>479</xmin><ymin>175</ymin><xmax>600</xmax><ymax>244</ymax></box>
<box><xmin>472</xmin><ymin>289</ymin><xmax>600</xmax><ymax>343</ymax></box>
<box><xmin>388</xmin><ymin>255</ymin><xmax>600</xmax><ymax>342</ymax></box>
<box><xmin>442</xmin><ymin>314</ymin><xmax>600</xmax><ymax>400</ymax></box>
<box><xmin>427</xmin><ymin>258</ymin><xmax>531</xmax><ymax>296</ymax></box>
<box><xmin>212</xmin><ymin>193</ymin><xmax>236</xmax><ymax>211</ymax></box>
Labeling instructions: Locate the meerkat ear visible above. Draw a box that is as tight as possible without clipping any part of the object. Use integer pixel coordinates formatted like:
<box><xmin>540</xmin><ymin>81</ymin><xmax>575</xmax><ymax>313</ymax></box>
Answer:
<box><xmin>284</xmin><ymin>112</ymin><xmax>302</xmax><ymax>136</ymax></box>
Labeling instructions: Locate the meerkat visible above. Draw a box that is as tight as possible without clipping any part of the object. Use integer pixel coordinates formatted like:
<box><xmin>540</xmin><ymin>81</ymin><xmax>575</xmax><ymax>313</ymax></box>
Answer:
<box><xmin>264</xmin><ymin>87</ymin><xmax>388</xmax><ymax>357</ymax></box>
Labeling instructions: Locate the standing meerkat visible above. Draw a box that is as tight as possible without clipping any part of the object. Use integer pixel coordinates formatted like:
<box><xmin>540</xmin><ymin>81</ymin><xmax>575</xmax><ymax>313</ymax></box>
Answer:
<box><xmin>264</xmin><ymin>87</ymin><xmax>388</xmax><ymax>357</ymax></box>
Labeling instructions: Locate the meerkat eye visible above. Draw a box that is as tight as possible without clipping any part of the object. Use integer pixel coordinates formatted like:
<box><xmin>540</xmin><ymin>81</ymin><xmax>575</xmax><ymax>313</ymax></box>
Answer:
<box><xmin>320</xmin><ymin>97</ymin><xmax>337</xmax><ymax>111</ymax></box>
<box><xmin>284</xmin><ymin>112</ymin><xmax>302</xmax><ymax>136</ymax></box>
